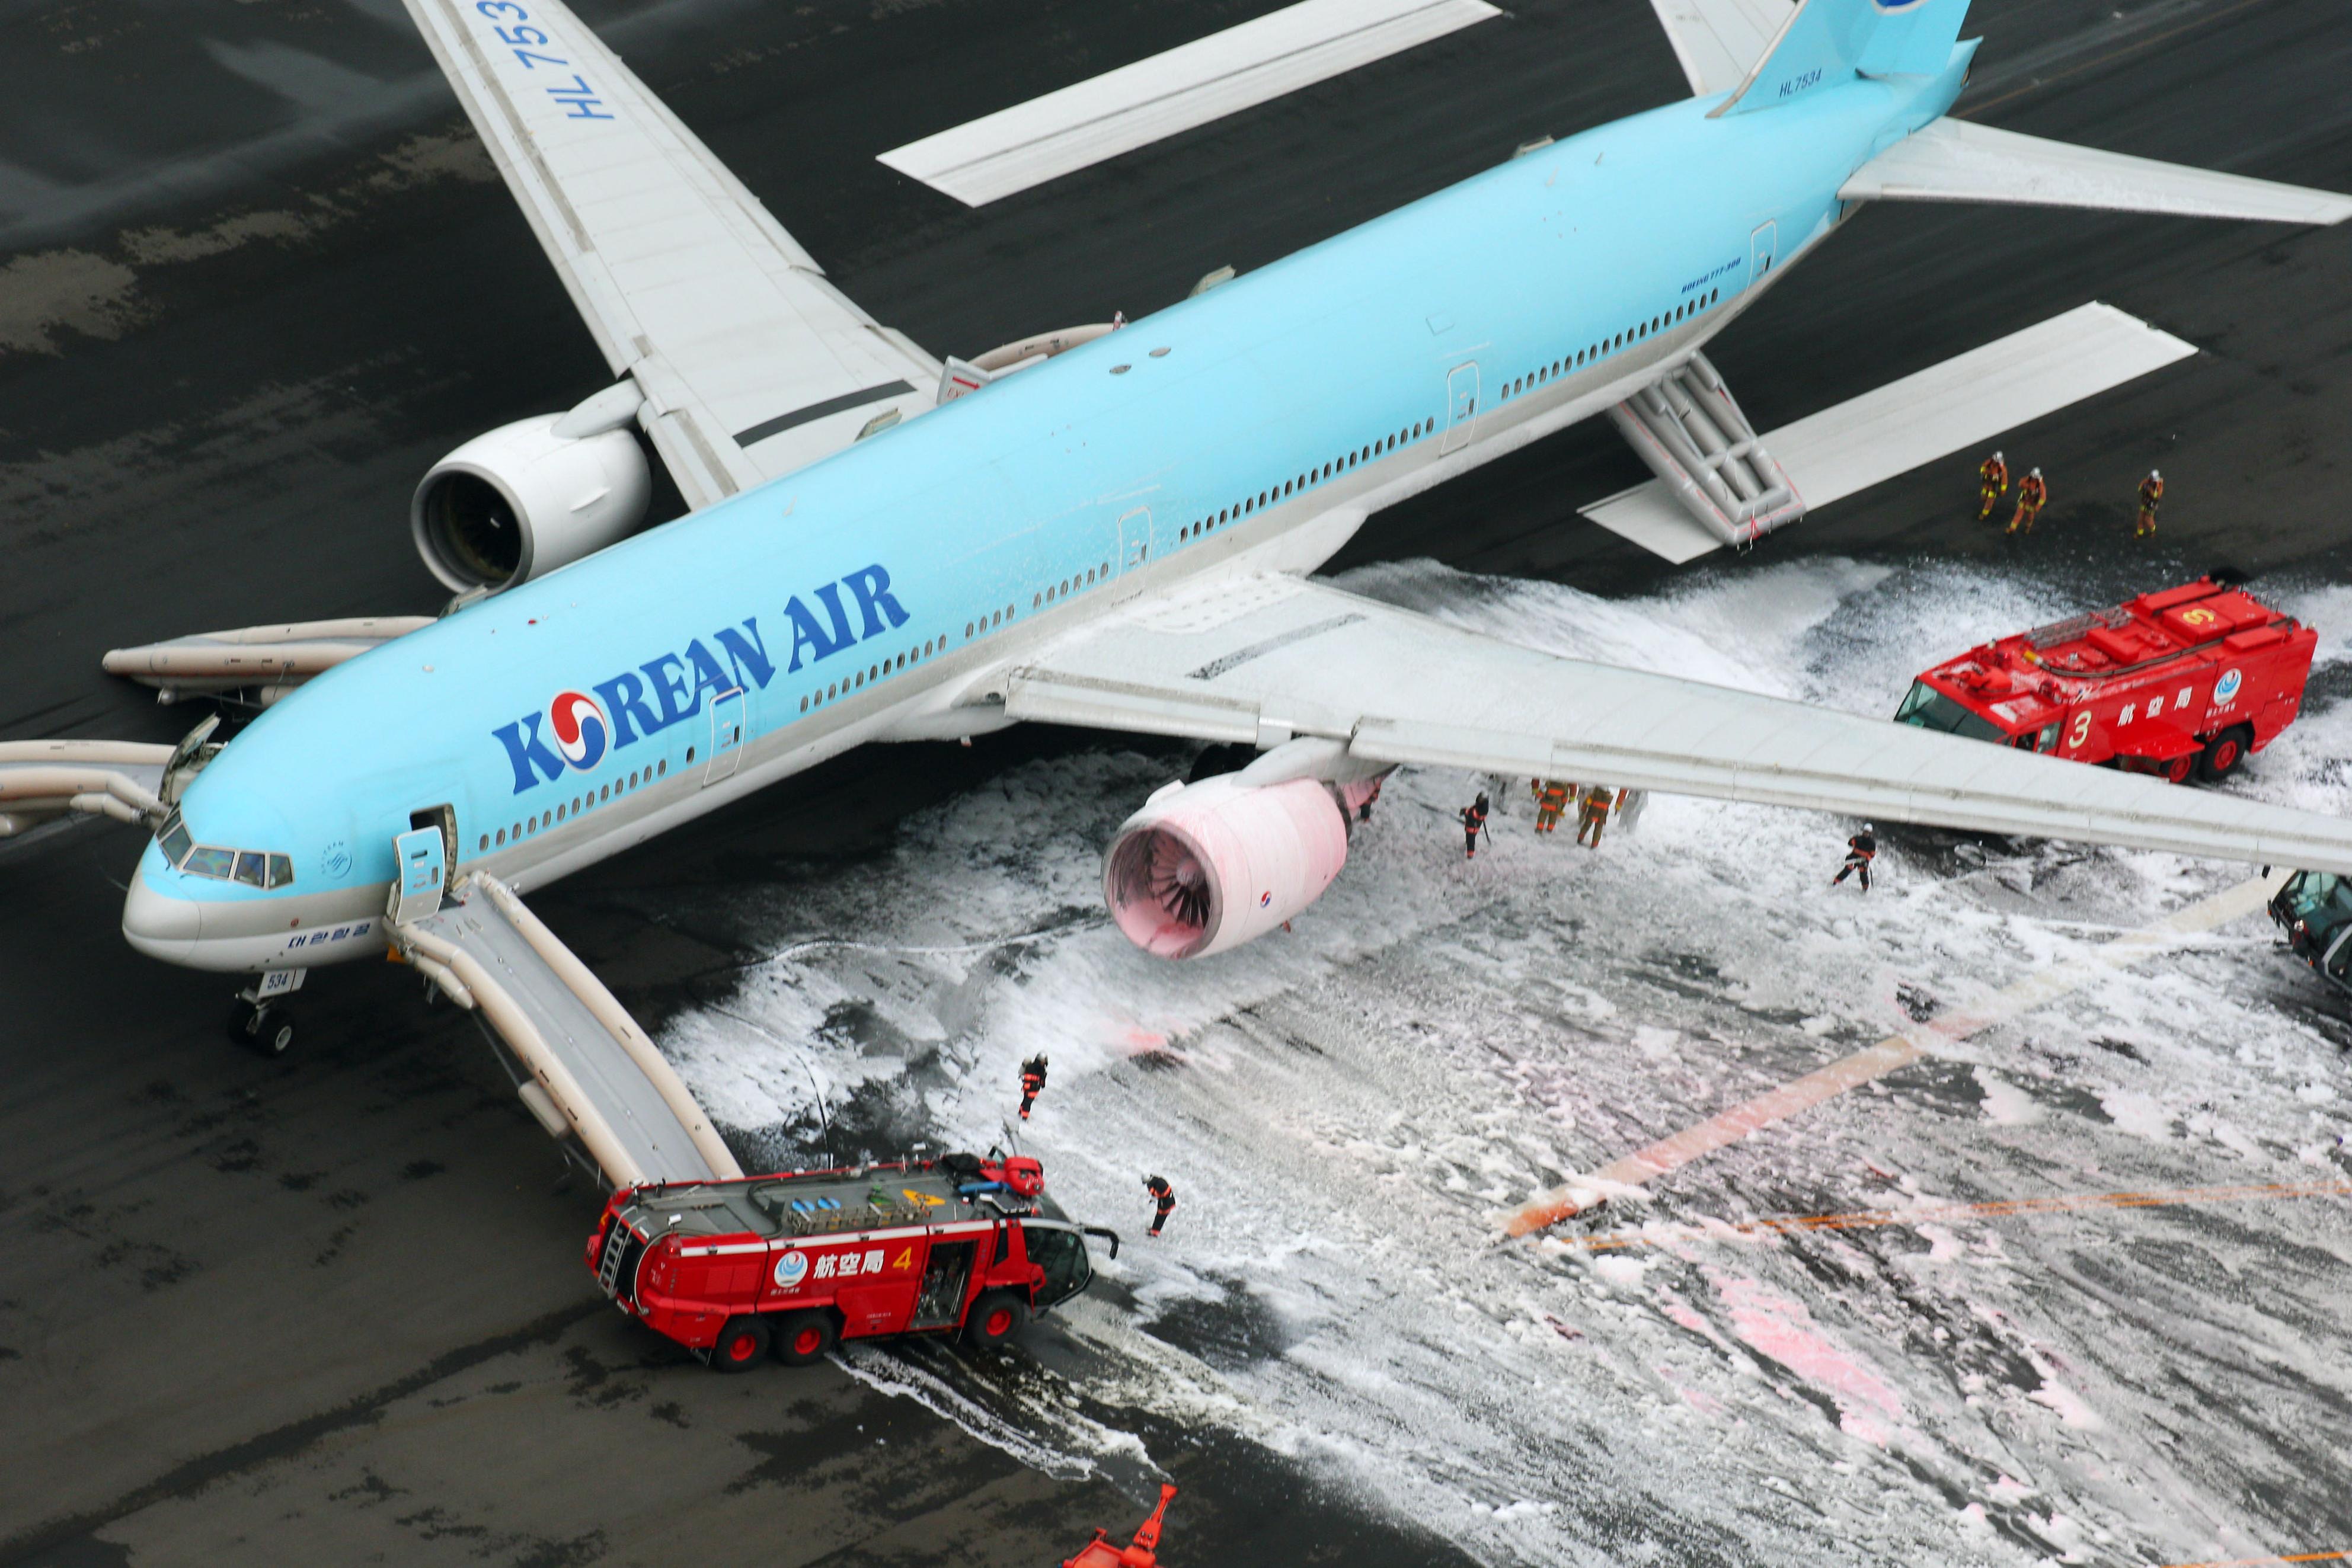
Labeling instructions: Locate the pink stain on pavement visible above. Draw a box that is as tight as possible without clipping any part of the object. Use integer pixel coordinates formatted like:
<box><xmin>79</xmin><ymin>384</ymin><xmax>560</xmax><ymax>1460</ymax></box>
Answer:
<box><xmin>1716</xmin><ymin>1276</ymin><xmax>1905</xmax><ymax>1447</ymax></box>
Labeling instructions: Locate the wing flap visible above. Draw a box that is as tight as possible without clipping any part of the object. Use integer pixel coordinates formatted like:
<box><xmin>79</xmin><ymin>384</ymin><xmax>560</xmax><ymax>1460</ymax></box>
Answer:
<box><xmin>1014</xmin><ymin>574</ymin><xmax>2352</xmax><ymax>875</ymax></box>
<box><xmin>1841</xmin><ymin>119</ymin><xmax>2352</xmax><ymax>225</ymax></box>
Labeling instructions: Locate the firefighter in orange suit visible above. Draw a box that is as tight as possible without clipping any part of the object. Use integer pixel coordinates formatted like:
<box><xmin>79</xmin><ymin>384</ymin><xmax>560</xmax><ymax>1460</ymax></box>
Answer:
<box><xmin>1018</xmin><ymin>1054</ymin><xmax>1047</xmax><ymax>1121</ymax></box>
<box><xmin>1144</xmin><ymin>1175</ymin><xmax>1177</xmax><ymax>1238</ymax></box>
<box><xmin>1532</xmin><ymin>778</ymin><xmax>1572</xmax><ymax>834</ymax></box>
<box><xmin>1977</xmin><ymin>451</ymin><xmax>2009</xmax><ymax>521</ymax></box>
<box><xmin>2007</xmin><ymin>468</ymin><xmax>2047</xmax><ymax>535</ymax></box>
<box><xmin>1576</xmin><ymin>785</ymin><xmax>1615</xmax><ymax>847</ymax></box>
<box><xmin>2136</xmin><ymin>470</ymin><xmax>2164</xmax><ymax>538</ymax></box>
<box><xmin>1458</xmin><ymin>792</ymin><xmax>1490</xmax><ymax>858</ymax></box>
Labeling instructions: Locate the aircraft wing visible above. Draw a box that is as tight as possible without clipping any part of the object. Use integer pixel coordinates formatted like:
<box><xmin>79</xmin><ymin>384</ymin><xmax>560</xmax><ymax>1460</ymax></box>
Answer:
<box><xmin>1646</xmin><ymin>0</ymin><xmax>1793</xmax><ymax>97</ymax></box>
<box><xmin>399</xmin><ymin>0</ymin><xmax>942</xmax><ymax>508</ymax></box>
<box><xmin>995</xmin><ymin>573</ymin><xmax>2352</xmax><ymax>874</ymax></box>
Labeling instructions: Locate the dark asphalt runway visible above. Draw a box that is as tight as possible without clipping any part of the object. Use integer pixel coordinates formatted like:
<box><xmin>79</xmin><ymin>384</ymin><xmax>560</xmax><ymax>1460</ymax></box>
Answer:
<box><xmin>2</xmin><ymin>0</ymin><xmax>2348</xmax><ymax>1563</ymax></box>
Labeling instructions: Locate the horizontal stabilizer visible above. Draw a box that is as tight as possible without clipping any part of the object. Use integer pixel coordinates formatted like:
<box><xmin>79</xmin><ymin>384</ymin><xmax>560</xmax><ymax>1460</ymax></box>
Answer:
<box><xmin>1583</xmin><ymin>302</ymin><xmax>2193</xmax><ymax>562</ymax></box>
<box><xmin>1841</xmin><ymin>119</ymin><xmax>2352</xmax><ymax>225</ymax></box>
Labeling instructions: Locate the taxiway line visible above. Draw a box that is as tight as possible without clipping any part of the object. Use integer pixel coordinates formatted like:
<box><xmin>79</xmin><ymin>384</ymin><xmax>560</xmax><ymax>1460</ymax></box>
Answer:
<box><xmin>1555</xmin><ymin>1179</ymin><xmax>2352</xmax><ymax>1251</ymax></box>
<box><xmin>2160</xmin><ymin>1550</ymin><xmax>2349</xmax><ymax>1568</ymax></box>
<box><xmin>1500</xmin><ymin>871</ymin><xmax>2287</xmax><ymax>1237</ymax></box>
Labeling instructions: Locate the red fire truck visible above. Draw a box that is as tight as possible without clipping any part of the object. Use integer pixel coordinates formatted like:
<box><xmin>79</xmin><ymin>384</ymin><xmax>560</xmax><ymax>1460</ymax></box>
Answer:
<box><xmin>1893</xmin><ymin>578</ymin><xmax>2315</xmax><ymax>783</ymax></box>
<box><xmin>586</xmin><ymin>1151</ymin><xmax>1120</xmax><ymax>1369</ymax></box>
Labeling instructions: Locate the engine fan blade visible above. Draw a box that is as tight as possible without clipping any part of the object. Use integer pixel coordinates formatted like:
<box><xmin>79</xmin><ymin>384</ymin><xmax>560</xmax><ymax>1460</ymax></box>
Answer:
<box><xmin>1146</xmin><ymin>835</ymin><xmax>1212</xmax><ymax>930</ymax></box>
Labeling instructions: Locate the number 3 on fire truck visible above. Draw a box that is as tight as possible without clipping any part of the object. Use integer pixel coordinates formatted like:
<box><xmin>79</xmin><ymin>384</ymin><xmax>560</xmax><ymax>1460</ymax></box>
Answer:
<box><xmin>2068</xmin><ymin>712</ymin><xmax>2092</xmax><ymax>750</ymax></box>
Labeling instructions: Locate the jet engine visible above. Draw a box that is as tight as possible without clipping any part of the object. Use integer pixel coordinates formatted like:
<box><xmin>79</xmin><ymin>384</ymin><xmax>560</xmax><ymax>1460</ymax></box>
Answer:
<box><xmin>1102</xmin><ymin>775</ymin><xmax>1352</xmax><ymax>960</ymax></box>
<box><xmin>411</xmin><ymin>396</ymin><xmax>651</xmax><ymax>594</ymax></box>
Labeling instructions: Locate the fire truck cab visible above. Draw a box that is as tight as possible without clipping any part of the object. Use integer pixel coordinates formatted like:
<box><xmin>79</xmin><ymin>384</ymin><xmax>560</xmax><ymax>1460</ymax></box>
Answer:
<box><xmin>1894</xmin><ymin>578</ymin><xmax>2315</xmax><ymax>784</ymax></box>
<box><xmin>587</xmin><ymin>1152</ymin><xmax>1119</xmax><ymax>1370</ymax></box>
<box><xmin>2269</xmin><ymin>871</ymin><xmax>2352</xmax><ymax>1004</ymax></box>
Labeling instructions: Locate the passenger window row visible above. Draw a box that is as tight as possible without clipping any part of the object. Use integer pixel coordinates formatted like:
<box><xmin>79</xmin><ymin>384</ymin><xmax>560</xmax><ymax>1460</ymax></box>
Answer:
<box><xmin>155</xmin><ymin>811</ymin><xmax>295</xmax><ymax>889</ymax></box>
<box><xmin>487</xmin><ymin>759</ymin><xmax>669</xmax><ymax>852</ymax></box>
<box><xmin>1034</xmin><ymin>562</ymin><xmax>1111</xmax><ymax>612</ymax></box>
<box><xmin>1496</xmin><ymin>286</ymin><xmax>1723</xmax><ymax>406</ymax></box>
<box><xmin>803</xmin><ymin>626</ymin><xmax>968</xmax><ymax>716</ymax></box>
<box><xmin>1176</xmin><ymin>417</ymin><xmax>1437</xmax><ymax>546</ymax></box>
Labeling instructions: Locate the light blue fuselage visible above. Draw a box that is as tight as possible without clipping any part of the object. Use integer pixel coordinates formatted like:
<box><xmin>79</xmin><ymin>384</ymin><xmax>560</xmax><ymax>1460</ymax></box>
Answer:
<box><xmin>124</xmin><ymin>62</ymin><xmax>1967</xmax><ymax>971</ymax></box>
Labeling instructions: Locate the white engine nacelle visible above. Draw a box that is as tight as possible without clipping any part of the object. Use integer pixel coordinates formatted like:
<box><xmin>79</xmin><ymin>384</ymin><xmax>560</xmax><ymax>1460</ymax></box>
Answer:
<box><xmin>411</xmin><ymin>412</ymin><xmax>650</xmax><ymax>594</ymax></box>
<box><xmin>1102</xmin><ymin>775</ymin><xmax>1351</xmax><ymax>960</ymax></box>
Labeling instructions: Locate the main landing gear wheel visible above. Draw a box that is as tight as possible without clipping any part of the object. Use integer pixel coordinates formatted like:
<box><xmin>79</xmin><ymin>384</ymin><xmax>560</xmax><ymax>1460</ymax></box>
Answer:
<box><xmin>228</xmin><ymin>1000</ymin><xmax>295</xmax><ymax>1057</ymax></box>
<box><xmin>771</xmin><ymin>1310</ymin><xmax>837</xmax><ymax>1367</ymax></box>
<box><xmin>711</xmin><ymin>1316</ymin><xmax>769</xmax><ymax>1372</ymax></box>
<box><xmin>963</xmin><ymin>1289</ymin><xmax>1028</xmax><ymax>1349</ymax></box>
<box><xmin>2199</xmin><ymin>727</ymin><xmax>2252</xmax><ymax>782</ymax></box>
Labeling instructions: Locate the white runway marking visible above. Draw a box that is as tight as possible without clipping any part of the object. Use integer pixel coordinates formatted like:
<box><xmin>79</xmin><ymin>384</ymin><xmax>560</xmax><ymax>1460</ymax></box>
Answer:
<box><xmin>1501</xmin><ymin>868</ymin><xmax>2287</xmax><ymax>1235</ymax></box>
<box><xmin>876</xmin><ymin>0</ymin><xmax>1501</xmax><ymax>207</ymax></box>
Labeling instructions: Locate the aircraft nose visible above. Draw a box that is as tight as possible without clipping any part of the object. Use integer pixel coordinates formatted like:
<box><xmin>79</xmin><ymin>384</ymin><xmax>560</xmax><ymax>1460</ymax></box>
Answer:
<box><xmin>122</xmin><ymin>869</ymin><xmax>201</xmax><ymax>961</ymax></box>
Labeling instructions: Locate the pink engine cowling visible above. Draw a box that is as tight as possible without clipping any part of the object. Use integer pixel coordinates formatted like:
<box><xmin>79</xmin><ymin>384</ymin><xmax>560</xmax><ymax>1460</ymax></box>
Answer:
<box><xmin>1101</xmin><ymin>776</ymin><xmax>1351</xmax><ymax>959</ymax></box>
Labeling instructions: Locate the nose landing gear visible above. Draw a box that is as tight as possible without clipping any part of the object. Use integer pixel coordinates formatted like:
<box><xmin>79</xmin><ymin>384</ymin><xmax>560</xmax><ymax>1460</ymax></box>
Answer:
<box><xmin>229</xmin><ymin>970</ymin><xmax>304</xmax><ymax>1056</ymax></box>
<box><xmin>228</xmin><ymin>999</ymin><xmax>296</xmax><ymax>1056</ymax></box>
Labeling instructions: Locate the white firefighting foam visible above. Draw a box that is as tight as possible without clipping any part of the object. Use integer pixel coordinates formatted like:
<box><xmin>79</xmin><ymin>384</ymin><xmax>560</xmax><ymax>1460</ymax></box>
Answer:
<box><xmin>657</xmin><ymin>558</ymin><xmax>2352</xmax><ymax>1566</ymax></box>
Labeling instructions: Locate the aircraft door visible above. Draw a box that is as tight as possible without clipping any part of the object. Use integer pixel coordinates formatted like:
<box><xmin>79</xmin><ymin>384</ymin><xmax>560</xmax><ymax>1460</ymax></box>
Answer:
<box><xmin>703</xmin><ymin>687</ymin><xmax>746</xmax><ymax>786</ymax></box>
<box><xmin>1119</xmin><ymin>506</ymin><xmax>1152</xmax><ymax>571</ymax></box>
<box><xmin>1442</xmin><ymin>363</ymin><xmax>1480</xmax><ymax>455</ymax></box>
<box><xmin>1750</xmin><ymin>220</ymin><xmax>1778</xmax><ymax>287</ymax></box>
<box><xmin>910</xmin><ymin>1239</ymin><xmax>976</xmax><ymax>1330</ymax></box>
<box><xmin>389</xmin><ymin>823</ymin><xmax>447</xmax><ymax>926</ymax></box>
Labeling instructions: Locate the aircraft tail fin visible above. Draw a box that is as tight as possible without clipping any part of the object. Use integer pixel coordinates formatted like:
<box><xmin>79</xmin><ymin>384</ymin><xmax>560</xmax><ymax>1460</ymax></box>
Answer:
<box><xmin>1840</xmin><ymin>119</ymin><xmax>2352</xmax><ymax>226</ymax></box>
<box><xmin>1712</xmin><ymin>0</ymin><xmax>1970</xmax><ymax>116</ymax></box>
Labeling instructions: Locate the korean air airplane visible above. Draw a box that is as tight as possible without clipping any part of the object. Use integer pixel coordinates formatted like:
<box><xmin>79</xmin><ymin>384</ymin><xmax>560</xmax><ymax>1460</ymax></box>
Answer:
<box><xmin>7</xmin><ymin>0</ymin><xmax>2350</xmax><ymax>1185</ymax></box>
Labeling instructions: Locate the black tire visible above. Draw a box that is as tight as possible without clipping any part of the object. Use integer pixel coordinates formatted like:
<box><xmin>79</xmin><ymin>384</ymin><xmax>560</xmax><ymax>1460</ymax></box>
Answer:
<box><xmin>231</xmin><ymin>1001</ymin><xmax>295</xmax><ymax>1057</ymax></box>
<box><xmin>2198</xmin><ymin>726</ymin><xmax>2253</xmax><ymax>782</ymax></box>
<box><xmin>711</xmin><ymin>1316</ymin><xmax>769</xmax><ymax>1372</ymax></box>
<box><xmin>771</xmin><ymin>1310</ymin><xmax>836</xmax><ymax>1367</ymax></box>
<box><xmin>963</xmin><ymin>1289</ymin><xmax>1028</xmax><ymax>1349</ymax></box>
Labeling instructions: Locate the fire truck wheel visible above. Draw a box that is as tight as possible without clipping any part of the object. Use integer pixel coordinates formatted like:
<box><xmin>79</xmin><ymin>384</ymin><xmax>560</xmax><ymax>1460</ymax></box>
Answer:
<box><xmin>711</xmin><ymin>1316</ymin><xmax>769</xmax><ymax>1372</ymax></box>
<box><xmin>771</xmin><ymin>1310</ymin><xmax>836</xmax><ymax>1367</ymax></box>
<box><xmin>964</xmin><ymin>1291</ymin><xmax>1028</xmax><ymax>1349</ymax></box>
<box><xmin>2160</xmin><ymin>753</ymin><xmax>2196</xmax><ymax>786</ymax></box>
<box><xmin>2198</xmin><ymin>727</ymin><xmax>2253</xmax><ymax>782</ymax></box>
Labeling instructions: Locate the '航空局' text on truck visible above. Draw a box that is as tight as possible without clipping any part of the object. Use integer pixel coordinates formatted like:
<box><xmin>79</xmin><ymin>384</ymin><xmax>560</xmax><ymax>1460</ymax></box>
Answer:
<box><xmin>588</xmin><ymin>1151</ymin><xmax>1119</xmax><ymax>1369</ymax></box>
<box><xmin>1894</xmin><ymin>577</ymin><xmax>2314</xmax><ymax>785</ymax></box>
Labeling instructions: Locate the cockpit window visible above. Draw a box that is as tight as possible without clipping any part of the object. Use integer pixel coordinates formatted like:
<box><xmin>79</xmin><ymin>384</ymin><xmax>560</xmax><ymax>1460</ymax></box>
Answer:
<box><xmin>155</xmin><ymin>811</ymin><xmax>295</xmax><ymax>887</ymax></box>
<box><xmin>182</xmin><ymin>846</ymin><xmax>237</xmax><ymax>879</ymax></box>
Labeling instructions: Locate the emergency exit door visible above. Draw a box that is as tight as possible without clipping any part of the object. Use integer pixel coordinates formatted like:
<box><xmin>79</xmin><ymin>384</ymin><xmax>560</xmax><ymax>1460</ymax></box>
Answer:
<box><xmin>703</xmin><ymin>687</ymin><xmax>745</xmax><ymax>786</ymax></box>
<box><xmin>1442</xmin><ymin>363</ymin><xmax>1480</xmax><ymax>454</ymax></box>
<box><xmin>1750</xmin><ymin>220</ymin><xmax>1778</xmax><ymax>286</ymax></box>
<box><xmin>1119</xmin><ymin>506</ymin><xmax>1152</xmax><ymax>570</ymax></box>
<box><xmin>389</xmin><ymin>824</ymin><xmax>446</xmax><ymax>926</ymax></box>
